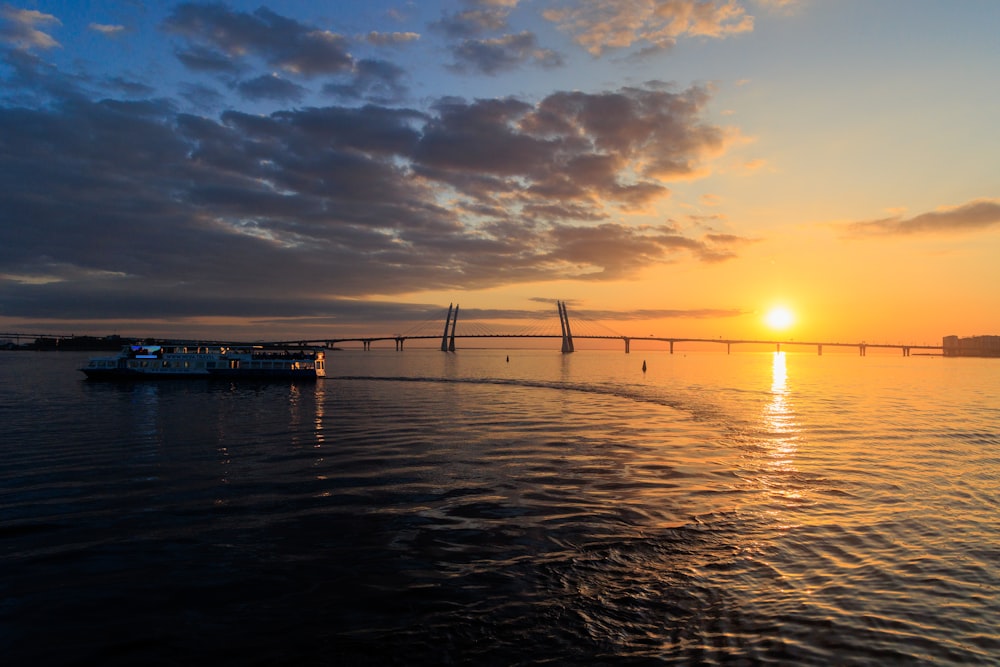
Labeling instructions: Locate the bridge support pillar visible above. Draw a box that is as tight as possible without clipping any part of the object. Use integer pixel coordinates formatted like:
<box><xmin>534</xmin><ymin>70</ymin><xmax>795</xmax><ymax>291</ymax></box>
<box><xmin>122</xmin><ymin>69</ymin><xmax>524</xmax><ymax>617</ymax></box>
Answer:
<box><xmin>669</xmin><ymin>341</ymin><xmax>674</xmax><ymax>354</ymax></box>
<box><xmin>727</xmin><ymin>342</ymin><xmax>731</xmax><ymax>355</ymax></box>
<box><xmin>903</xmin><ymin>347</ymin><xmax>909</xmax><ymax>356</ymax></box>
<box><xmin>363</xmin><ymin>340</ymin><xmax>371</xmax><ymax>351</ymax></box>
<box><xmin>818</xmin><ymin>344</ymin><xmax>823</xmax><ymax>355</ymax></box>
<box><xmin>860</xmin><ymin>344</ymin><xmax>867</xmax><ymax>357</ymax></box>
<box><xmin>396</xmin><ymin>337</ymin><xmax>404</xmax><ymax>351</ymax></box>
<box><xmin>624</xmin><ymin>337</ymin><xmax>630</xmax><ymax>354</ymax></box>
<box><xmin>776</xmin><ymin>342</ymin><xmax>781</xmax><ymax>352</ymax></box>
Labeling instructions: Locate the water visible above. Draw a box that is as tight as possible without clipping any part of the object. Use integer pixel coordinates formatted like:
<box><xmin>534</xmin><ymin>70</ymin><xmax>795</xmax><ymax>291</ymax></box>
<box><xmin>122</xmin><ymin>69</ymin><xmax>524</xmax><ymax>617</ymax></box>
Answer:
<box><xmin>1</xmin><ymin>348</ymin><xmax>998</xmax><ymax>665</ymax></box>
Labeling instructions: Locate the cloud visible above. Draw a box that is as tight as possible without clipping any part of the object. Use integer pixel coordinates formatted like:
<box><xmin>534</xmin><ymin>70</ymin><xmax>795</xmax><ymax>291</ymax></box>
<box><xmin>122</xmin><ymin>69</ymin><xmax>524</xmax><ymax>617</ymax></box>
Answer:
<box><xmin>843</xmin><ymin>199</ymin><xmax>1000</xmax><ymax>238</ymax></box>
<box><xmin>105</xmin><ymin>75</ymin><xmax>156</xmax><ymax>98</ymax></box>
<box><xmin>322</xmin><ymin>58</ymin><xmax>409</xmax><ymax>104</ymax></box>
<box><xmin>429</xmin><ymin>5</ymin><xmax>513</xmax><ymax>39</ymax></box>
<box><xmin>546</xmin><ymin>222</ymin><xmax>744</xmax><ymax>277</ymax></box>
<box><xmin>0</xmin><ymin>69</ymin><xmax>745</xmax><ymax>325</ymax></box>
<box><xmin>163</xmin><ymin>3</ymin><xmax>353</xmax><ymax>77</ymax></box>
<box><xmin>174</xmin><ymin>44</ymin><xmax>245</xmax><ymax>74</ymax></box>
<box><xmin>543</xmin><ymin>0</ymin><xmax>754</xmax><ymax>56</ymax></box>
<box><xmin>447</xmin><ymin>31</ymin><xmax>564</xmax><ymax>74</ymax></box>
<box><xmin>164</xmin><ymin>4</ymin><xmax>408</xmax><ymax>104</ymax></box>
<box><xmin>364</xmin><ymin>31</ymin><xmax>420</xmax><ymax>46</ymax></box>
<box><xmin>0</xmin><ymin>48</ymin><xmax>89</xmax><ymax>106</ymax></box>
<box><xmin>236</xmin><ymin>73</ymin><xmax>308</xmax><ymax>102</ymax></box>
<box><xmin>0</xmin><ymin>5</ymin><xmax>61</xmax><ymax>50</ymax></box>
<box><xmin>89</xmin><ymin>22</ymin><xmax>125</xmax><ymax>36</ymax></box>
<box><xmin>430</xmin><ymin>1</ymin><xmax>562</xmax><ymax>75</ymax></box>
<box><xmin>178</xmin><ymin>82</ymin><xmax>227</xmax><ymax>111</ymax></box>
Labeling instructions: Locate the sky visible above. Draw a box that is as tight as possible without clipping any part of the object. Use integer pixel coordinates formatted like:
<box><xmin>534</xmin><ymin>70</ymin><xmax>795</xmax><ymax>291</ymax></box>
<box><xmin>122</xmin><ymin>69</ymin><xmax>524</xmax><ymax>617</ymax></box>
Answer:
<box><xmin>1</xmin><ymin>0</ymin><xmax>998</xmax><ymax>346</ymax></box>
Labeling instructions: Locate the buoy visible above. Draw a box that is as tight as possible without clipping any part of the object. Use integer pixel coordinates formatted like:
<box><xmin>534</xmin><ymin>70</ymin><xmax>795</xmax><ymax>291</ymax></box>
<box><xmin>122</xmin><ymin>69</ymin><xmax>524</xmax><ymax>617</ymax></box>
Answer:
<box><xmin>642</xmin><ymin>360</ymin><xmax>647</xmax><ymax>372</ymax></box>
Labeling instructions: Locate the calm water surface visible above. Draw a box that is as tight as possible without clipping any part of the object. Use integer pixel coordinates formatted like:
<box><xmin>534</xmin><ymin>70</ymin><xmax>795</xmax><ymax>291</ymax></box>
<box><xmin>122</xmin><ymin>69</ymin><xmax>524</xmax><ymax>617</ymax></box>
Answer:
<box><xmin>1</xmin><ymin>348</ymin><xmax>998</xmax><ymax>665</ymax></box>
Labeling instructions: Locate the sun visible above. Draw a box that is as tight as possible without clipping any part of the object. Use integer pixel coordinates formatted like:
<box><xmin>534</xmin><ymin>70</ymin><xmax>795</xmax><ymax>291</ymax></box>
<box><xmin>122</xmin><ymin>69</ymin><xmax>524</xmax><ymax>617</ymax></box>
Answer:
<box><xmin>764</xmin><ymin>306</ymin><xmax>795</xmax><ymax>331</ymax></box>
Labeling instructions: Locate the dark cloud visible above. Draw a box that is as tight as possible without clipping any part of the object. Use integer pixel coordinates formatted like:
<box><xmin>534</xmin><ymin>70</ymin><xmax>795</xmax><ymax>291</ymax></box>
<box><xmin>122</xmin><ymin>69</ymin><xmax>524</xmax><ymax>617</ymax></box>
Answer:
<box><xmin>526</xmin><ymin>85</ymin><xmax>725</xmax><ymax>179</ymax></box>
<box><xmin>174</xmin><ymin>44</ymin><xmax>244</xmax><ymax>74</ymax></box>
<box><xmin>0</xmin><ymin>60</ymin><xmax>744</xmax><ymax>326</ymax></box>
<box><xmin>429</xmin><ymin>2</ymin><xmax>563</xmax><ymax>75</ymax></box>
<box><xmin>414</xmin><ymin>85</ymin><xmax>725</xmax><ymax>211</ymax></box>
<box><xmin>104</xmin><ymin>75</ymin><xmax>156</xmax><ymax>98</ymax></box>
<box><xmin>843</xmin><ymin>199</ymin><xmax>1000</xmax><ymax>238</ymax></box>
<box><xmin>546</xmin><ymin>223</ymin><xmax>742</xmax><ymax>277</ymax></box>
<box><xmin>415</xmin><ymin>96</ymin><xmax>546</xmax><ymax>175</ymax></box>
<box><xmin>429</xmin><ymin>6</ymin><xmax>511</xmax><ymax>40</ymax></box>
<box><xmin>0</xmin><ymin>48</ymin><xmax>86</xmax><ymax>106</ymax></box>
<box><xmin>179</xmin><ymin>82</ymin><xmax>227</xmax><ymax>111</ymax></box>
<box><xmin>322</xmin><ymin>58</ymin><xmax>408</xmax><ymax>104</ymax></box>
<box><xmin>236</xmin><ymin>73</ymin><xmax>307</xmax><ymax>102</ymax></box>
<box><xmin>163</xmin><ymin>4</ymin><xmax>412</xmax><ymax>105</ymax></box>
<box><xmin>447</xmin><ymin>31</ymin><xmax>564</xmax><ymax>75</ymax></box>
<box><xmin>163</xmin><ymin>3</ymin><xmax>353</xmax><ymax>76</ymax></box>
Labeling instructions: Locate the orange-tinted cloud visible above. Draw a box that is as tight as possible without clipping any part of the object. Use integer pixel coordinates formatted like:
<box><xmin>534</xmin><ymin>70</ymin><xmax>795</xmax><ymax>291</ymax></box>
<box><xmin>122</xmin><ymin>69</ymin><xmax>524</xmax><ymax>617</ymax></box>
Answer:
<box><xmin>843</xmin><ymin>199</ymin><xmax>1000</xmax><ymax>238</ymax></box>
<box><xmin>0</xmin><ymin>5</ymin><xmax>61</xmax><ymax>50</ymax></box>
<box><xmin>543</xmin><ymin>0</ymin><xmax>753</xmax><ymax>56</ymax></box>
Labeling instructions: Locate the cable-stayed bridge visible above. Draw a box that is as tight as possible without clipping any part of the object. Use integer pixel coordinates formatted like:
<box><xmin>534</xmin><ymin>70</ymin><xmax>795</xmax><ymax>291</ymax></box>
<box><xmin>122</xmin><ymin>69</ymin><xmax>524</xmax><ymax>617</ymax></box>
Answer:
<box><xmin>2</xmin><ymin>301</ymin><xmax>944</xmax><ymax>355</ymax></box>
<box><xmin>286</xmin><ymin>302</ymin><xmax>943</xmax><ymax>357</ymax></box>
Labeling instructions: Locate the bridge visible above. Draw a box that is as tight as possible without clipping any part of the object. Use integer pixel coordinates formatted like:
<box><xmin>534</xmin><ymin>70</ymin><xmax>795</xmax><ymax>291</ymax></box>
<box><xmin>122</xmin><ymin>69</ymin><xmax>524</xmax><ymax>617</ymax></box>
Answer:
<box><xmin>2</xmin><ymin>302</ymin><xmax>944</xmax><ymax>356</ymax></box>
<box><xmin>281</xmin><ymin>301</ymin><xmax>942</xmax><ymax>357</ymax></box>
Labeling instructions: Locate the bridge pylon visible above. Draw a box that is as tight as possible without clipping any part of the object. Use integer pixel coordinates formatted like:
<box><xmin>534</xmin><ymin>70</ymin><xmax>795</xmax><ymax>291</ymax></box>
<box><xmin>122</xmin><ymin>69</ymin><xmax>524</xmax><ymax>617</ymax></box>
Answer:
<box><xmin>441</xmin><ymin>303</ymin><xmax>459</xmax><ymax>352</ymax></box>
<box><xmin>558</xmin><ymin>301</ymin><xmax>575</xmax><ymax>353</ymax></box>
<box><xmin>441</xmin><ymin>303</ymin><xmax>453</xmax><ymax>351</ymax></box>
<box><xmin>449</xmin><ymin>305</ymin><xmax>459</xmax><ymax>352</ymax></box>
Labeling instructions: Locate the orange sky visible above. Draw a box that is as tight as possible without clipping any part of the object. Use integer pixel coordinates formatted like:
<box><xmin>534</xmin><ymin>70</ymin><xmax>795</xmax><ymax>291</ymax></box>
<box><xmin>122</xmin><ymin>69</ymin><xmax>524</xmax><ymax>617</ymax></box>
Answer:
<box><xmin>1</xmin><ymin>1</ymin><xmax>998</xmax><ymax>346</ymax></box>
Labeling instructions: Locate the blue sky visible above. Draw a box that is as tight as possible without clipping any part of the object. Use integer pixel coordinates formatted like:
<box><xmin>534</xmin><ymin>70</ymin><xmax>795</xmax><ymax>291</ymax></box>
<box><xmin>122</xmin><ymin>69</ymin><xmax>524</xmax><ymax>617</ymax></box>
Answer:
<box><xmin>2</xmin><ymin>1</ymin><xmax>999</xmax><ymax>342</ymax></box>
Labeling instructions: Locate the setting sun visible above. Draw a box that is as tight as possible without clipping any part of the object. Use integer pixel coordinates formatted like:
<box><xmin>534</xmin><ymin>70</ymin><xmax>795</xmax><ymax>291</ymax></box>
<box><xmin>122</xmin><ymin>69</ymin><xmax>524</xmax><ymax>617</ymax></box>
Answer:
<box><xmin>764</xmin><ymin>306</ymin><xmax>795</xmax><ymax>331</ymax></box>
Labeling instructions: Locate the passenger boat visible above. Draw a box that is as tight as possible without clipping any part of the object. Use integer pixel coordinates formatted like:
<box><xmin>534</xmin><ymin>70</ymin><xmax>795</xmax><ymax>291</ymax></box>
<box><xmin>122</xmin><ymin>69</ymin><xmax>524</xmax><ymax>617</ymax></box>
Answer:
<box><xmin>80</xmin><ymin>344</ymin><xmax>326</xmax><ymax>380</ymax></box>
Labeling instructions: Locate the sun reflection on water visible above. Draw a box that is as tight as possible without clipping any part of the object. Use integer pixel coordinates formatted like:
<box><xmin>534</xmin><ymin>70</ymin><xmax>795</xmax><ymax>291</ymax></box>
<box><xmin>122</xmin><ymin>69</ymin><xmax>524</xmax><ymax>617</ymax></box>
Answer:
<box><xmin>765</xmin><ymin>351</ymin><xmax>798</xmax><ymax>454</ymax></box>
<box><xmin>760</xmin><ymin>352</ymin><xmax>803</xmax><ymax>506</ymax></box>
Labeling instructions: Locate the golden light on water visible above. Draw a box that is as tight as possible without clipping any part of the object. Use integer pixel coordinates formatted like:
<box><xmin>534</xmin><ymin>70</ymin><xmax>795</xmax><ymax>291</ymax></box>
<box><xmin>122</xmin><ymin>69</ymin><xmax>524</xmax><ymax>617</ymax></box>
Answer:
<box><xmin>770</xmin><ymin>351</ymin><xmax>787</xmax><ymax>395</ymax></box>
<box><xmin>763</xmin><ymin>352</ymin><xmax>802</xmax><ymax>504</ymax></box>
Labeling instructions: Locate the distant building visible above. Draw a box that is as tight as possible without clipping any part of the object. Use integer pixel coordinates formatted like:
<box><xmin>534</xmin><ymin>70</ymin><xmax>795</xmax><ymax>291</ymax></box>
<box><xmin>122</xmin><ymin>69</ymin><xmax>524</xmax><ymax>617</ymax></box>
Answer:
<box><xmin>942</xmin><ymin>335</ymin><xmax>1000</xmax><ymax>357</ymax></box>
